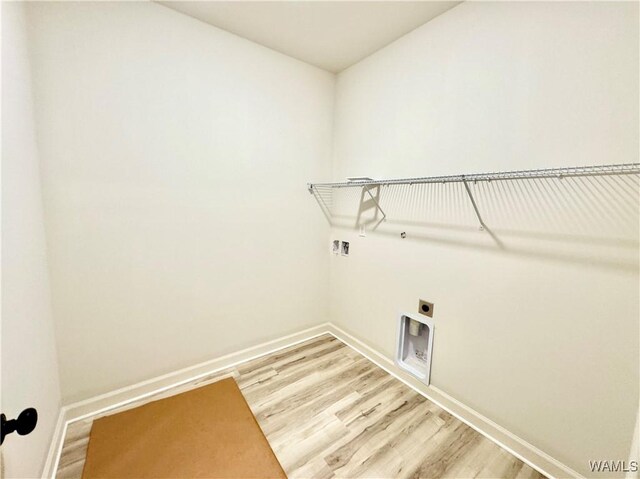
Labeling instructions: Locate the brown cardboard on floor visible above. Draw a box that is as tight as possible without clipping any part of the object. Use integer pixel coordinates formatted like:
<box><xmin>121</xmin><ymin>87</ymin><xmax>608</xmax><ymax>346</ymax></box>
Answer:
<box><xmin>81</xmin><ymin>377</ymin><xmax>287</xmax><ymax>478</ymax></box>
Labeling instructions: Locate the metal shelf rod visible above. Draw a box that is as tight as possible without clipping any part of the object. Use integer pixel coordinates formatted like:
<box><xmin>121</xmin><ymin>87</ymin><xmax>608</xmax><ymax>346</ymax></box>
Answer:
<box><xmin>307</xmin><ymin>163</ymin><xmax>640</xmax><ymax>191</ymax></box>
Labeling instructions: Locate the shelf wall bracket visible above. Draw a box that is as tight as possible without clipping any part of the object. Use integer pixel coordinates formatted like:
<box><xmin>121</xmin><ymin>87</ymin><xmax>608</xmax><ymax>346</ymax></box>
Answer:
<box><xmin>363</xmin><ymin>185</ymin><xmax>387</xmax><ymax>222</ymax></box>
<box><xmin>462</xmin><ymin>178</ymin><xmax>486</xmax><ymax>231</ymax></box>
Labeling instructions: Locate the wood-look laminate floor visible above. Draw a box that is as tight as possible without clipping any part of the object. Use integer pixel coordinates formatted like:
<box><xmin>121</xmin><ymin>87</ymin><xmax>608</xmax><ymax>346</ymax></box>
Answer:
<box><xmin>56</xmin><ymin>335</ymin><xmax>546</xmax><ymax>479</ymax></box>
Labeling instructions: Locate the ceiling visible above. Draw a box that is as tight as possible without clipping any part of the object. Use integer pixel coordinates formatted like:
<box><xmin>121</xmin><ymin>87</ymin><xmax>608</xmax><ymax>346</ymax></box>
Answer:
<box><xmin>159</xmin><ymin>1</ymin><xmax>461</xmax><ymax>73</ymax></box>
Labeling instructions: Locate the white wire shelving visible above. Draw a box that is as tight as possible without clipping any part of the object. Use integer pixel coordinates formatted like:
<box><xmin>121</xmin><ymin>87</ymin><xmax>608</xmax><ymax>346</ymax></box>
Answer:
<box><xmin>307</xmin><ymin>163</ymin><xmax>640</xmax><ymax>232</ymax></box>
<box><xmin>308</xmin><ymin>163</ymin><xmax>640</xmax><ymax>190</ymax></box>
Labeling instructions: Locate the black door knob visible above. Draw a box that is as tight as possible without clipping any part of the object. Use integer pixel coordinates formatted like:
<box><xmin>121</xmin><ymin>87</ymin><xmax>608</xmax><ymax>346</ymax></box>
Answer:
<box><xmin>1</xmin><ymin>408</ymin><xmax>38</xmax><ymax>445</ymax></box>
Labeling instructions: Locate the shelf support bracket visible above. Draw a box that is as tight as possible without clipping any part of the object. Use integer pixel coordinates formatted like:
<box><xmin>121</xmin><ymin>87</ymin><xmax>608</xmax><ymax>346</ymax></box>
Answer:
<box><xmin>363</xmin><ymin>185</ymin><xmax>387</xmax><ymax>222</ymax></box>
<box><xmin>462</xmin><ymin>179</ymin><xmax>486</xmax><ymax>231</ymax></box>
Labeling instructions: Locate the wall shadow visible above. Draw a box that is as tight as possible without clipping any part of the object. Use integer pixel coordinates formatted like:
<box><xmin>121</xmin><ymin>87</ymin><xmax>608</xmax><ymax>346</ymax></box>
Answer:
<box><xmin>316</xmin><ymin>174</ymin><xmax>640</xmax><ymax>273</ymax></box>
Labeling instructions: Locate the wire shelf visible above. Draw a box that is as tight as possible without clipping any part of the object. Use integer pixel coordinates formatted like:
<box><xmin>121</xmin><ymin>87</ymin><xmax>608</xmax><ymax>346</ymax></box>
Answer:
<box><xmin>308</xmin><ymin>163</ymin><xmax>640</xmax><ymax>191</ymax></box>
<box><xmin>308</xmin><ymin>162</ymin><xmax>640</xmax><ymax>235</ymax></box>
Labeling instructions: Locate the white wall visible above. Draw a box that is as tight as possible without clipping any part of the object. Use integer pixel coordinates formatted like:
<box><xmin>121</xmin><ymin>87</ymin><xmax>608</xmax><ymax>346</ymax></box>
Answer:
<box><xmin>330</xmin><ymin>2</ymin><xmax>638</xmax><ymax>477</ymax></box>
<box><xmin>25</xmin><ymin>2</ymin><xmax>334</xmax><ymax>403</ymax></box>
<box><xmin>13</xmin><ymin>1</ymin><xmax>638</xmax><ymax>476</ymax></box>
<box><xmin>1</xmin><ymin>2</ymin><xmax>62</xmax><ymax>477</ymax></box>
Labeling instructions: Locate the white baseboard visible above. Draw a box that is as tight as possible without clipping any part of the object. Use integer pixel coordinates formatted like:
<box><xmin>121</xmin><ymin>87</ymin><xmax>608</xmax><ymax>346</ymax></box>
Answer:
<box><xmin>44</xmin><ymin>322</ymin><xmax>581</xmax><ymax>479</ymax></box>
<box><xmin>325</xmin><ymin>323</ymin><xmax>583</xmax><ymax>479</ymax></box>
<box><xmin>42</xmin><ymin>323</ymin><xmax>331</xmax><ymax>478</ymax></box>
<box><xmin>41</xmin><ymin>407</ymin><xmax>66</xmax><ymax>479</ymax></box>
<box><xmin>63</xmin><ymin>323</ymin><xmax>332</xmax><ymax>423</ymax></box>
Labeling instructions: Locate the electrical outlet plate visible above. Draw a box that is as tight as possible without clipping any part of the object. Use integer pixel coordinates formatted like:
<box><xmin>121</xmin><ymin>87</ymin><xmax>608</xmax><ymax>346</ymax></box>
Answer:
<box><xmin>418</xmin><ymin>299</ymin><xmax>434</xmax><ymax>317</ymax></box>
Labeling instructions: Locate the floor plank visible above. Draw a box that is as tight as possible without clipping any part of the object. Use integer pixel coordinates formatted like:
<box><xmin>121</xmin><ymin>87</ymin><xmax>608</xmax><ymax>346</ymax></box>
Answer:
<box><xmin>56</xmin><ymin>335</ymin><xmax>546</xmax><ymax>479</ymax></box>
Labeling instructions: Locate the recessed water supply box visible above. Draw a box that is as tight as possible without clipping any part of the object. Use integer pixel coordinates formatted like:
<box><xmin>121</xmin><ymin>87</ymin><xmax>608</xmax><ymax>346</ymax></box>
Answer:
<box><xmin>396</xmin><ymin>313</ymin><xmax>434</xmax><ymax>385</ymax></box>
